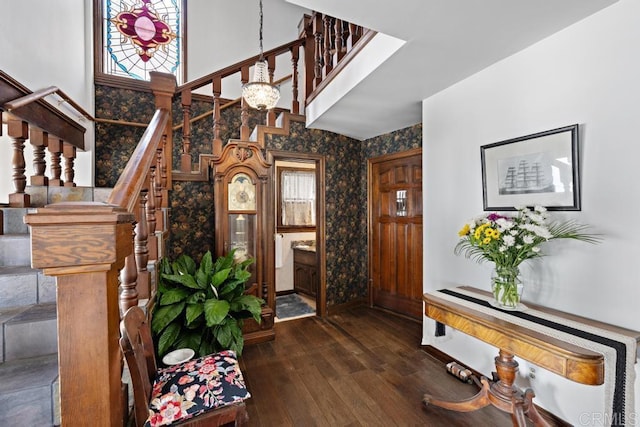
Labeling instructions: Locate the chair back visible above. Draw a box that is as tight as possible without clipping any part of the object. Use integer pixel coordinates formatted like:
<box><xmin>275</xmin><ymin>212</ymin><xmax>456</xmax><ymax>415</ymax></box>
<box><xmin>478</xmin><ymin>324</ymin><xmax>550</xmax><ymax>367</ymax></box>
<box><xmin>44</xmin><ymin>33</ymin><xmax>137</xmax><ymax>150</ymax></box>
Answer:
<box><xmin>120</xmin><ymin>306</ymin><xmax>159</xmax><ymax>427</ymax></box>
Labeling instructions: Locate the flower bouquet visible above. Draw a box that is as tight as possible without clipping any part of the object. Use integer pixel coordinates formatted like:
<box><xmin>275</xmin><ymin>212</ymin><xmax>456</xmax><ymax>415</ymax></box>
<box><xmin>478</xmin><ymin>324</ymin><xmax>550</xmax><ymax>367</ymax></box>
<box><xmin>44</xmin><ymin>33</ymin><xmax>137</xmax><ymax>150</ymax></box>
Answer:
<box><xmin>455</xmin><ymin>206</ymin><xmax>600</xmax><ymax>309</ymax></box>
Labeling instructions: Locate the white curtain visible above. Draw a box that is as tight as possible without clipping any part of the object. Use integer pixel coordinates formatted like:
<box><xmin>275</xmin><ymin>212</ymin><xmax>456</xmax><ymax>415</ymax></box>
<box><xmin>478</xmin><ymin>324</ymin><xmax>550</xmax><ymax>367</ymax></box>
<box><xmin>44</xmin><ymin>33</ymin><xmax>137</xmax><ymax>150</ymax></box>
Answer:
<box><xmin>281</xmin><ymin>171</ymin><xmax>316</xmax><ymax>226</ymax></box>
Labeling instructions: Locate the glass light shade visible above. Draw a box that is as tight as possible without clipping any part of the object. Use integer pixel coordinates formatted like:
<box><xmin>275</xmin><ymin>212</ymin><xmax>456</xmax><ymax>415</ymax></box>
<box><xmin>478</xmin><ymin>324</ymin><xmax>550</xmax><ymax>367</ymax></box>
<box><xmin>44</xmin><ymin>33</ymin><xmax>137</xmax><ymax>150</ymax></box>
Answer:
<box><xmin>242</xmin><ymin>60</ymin><xmax>280</xmax><ymax>110</ymax></box>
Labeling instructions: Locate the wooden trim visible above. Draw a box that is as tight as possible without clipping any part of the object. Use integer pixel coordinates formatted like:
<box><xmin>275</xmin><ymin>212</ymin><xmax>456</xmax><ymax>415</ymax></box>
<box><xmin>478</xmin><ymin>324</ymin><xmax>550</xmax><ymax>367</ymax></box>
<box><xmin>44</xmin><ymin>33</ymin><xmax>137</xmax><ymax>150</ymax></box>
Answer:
<box><xmin>268</xmin><ymin>149</ymin><xmax>327</xmax><ymax>318</ymax></box>
<box><xmin>305</xmin><ymin>29</ymin><xmax>377</xmax><ymax>106</ymax></box>
<box><xmin>93</xmin><ymin>0</ymin><xmax>187</xmax><ymax>87</ymax></box>
<box><xmin>95</xmin><ymin>117</ymin><xmax>149</xmax><ymax>128</ymax></box>
<box><xmin>276</xmin><ymin>166</ymin><xmax>317</xmax><ymax>231</ymax></box>
<box><xmin>326</xmin><ymin>297</ymin><xmax>366</xmax><ymax>315</ymax></box>
<box><xmin>422</xmin><ymin>345</ymin><xmax>572</xmax><ymax>427</ymax></box>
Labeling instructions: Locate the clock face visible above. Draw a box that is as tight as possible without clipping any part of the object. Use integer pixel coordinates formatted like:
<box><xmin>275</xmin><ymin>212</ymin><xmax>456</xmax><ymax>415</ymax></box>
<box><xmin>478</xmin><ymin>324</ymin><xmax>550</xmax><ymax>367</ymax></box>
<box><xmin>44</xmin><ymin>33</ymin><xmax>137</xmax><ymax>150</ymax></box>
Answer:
<box><xmin>228</xmin><ymin>173</ymin><xmax>256</xmax><ymax>211</ymax></box>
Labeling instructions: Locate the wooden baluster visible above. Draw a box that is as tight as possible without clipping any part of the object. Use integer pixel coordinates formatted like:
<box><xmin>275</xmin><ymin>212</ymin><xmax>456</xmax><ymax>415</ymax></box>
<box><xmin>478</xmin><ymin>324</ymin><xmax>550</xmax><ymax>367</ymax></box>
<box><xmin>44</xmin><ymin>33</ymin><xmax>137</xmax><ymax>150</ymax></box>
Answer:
<box><xmin>155</xmin><ymin>147</ymin><xmax>165</xmax><ymax>233</ymax></box>
<box><xmin>147</xmin><ymin>169</ymin><xmax>159</xmax><ymax>297</ymax></box>
<box><xmin>291</xmin><ymin>45</ymin><xmax>300</xmax><ymax>115</ymax></box>
<box><xmin>212</xmin><ymin>76</ymin><xmax>223</xmax><ymax>156</ymax></box>
<box><xmin>333</xmin><ymin>18</ymin><xmax>345</xmax><ymax>66</ymax></box>
<box><xmin>147</xmin><ymin>169</ymin><xmax>157</xmax><ymax>254</ymax></box>
<box><xmin>63</xmin><ymin>142</ymin><xmax>76</xmax><ymax>187</ymax></box>
<box><xmin>29</xmin><ymin>128</ymin><xmax>49</xmax><ymax>186</ymax></box>
<box><xmin>323</xmin><ymin>15</ymin><xmax>333</xmax><ymax>77</ymax></box>
<box><xmin>120</xmin><ymin>227</ymin><xmax>139</xmax><ymax>315</ymax></box>
<box><xmin>346</xmin><ymin>23</ymin><xmax>361</xmax><ymax>50</ymax></box>
<box><xmin>313</xmin><ymin>13</ymin><xmax>323</xmax><ymax>89</ymax></box>
<box><xmin>266</xmin><ymin>55</ymin><xmax>276</xmax><ymax>126</ymax></box>
<box><xmin>180</xmin><ymin>90</ymin><xmax>192</xmax><ymax>173</ymax></box>
<box><xmin>240</xmin><ymin>65</ymin><xmax>250</xmax><ymax>140</ymax></box>
<box><xmin>160</xmin><ymin>135</ymin><xmax>169</xmax><ymax>225</ymax></box>
<box><xmin>48</xmin><ymin>137</ymin><xmax>64</xmax><ymax>186</ymax></box>
<box><xmin>135</xmin><ymin>190</ymin><xmax>150</xmax><ymax>299</ymax></box>
<box><xmin>8</xmin><ymin>119</ymin><xmax>30</xmax><ymax>207</ymax></box>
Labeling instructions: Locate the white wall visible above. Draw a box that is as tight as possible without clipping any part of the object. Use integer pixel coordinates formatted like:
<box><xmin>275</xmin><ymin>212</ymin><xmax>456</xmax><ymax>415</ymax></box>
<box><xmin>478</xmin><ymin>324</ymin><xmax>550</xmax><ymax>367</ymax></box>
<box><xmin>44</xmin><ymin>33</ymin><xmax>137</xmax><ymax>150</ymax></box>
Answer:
<box><xmin>0</xmin><ymin>0</ymin><xmax>94</xmax><ymax>203</ymax></box>
<box><xmin>422</xmin><ymin>1</ymin><xmax>640</xmax><ymax>423</ymax></box>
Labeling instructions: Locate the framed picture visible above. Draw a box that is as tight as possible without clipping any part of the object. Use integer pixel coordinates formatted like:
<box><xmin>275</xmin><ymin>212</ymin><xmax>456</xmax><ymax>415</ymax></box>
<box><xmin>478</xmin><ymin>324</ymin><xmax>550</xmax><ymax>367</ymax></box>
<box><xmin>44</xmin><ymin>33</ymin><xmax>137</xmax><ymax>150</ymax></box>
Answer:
<box><xmin>481</xmin><ymin>124</ymin><xmax>580</xmax><ymax>211</ymax></box>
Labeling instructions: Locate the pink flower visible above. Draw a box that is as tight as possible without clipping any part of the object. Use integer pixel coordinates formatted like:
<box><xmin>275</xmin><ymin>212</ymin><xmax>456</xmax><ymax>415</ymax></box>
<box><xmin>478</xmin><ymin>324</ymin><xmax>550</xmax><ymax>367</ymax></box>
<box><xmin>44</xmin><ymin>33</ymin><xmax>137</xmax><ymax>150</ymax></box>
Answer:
<box><xmin>178</xmin><ymin>375</ymin><xmax>194</xmax><ymax>385</ymax></box>
<box><xmin>158</xmin><ymin>400</ymin><xmax>182</xmax><ymax>424</ymax></box>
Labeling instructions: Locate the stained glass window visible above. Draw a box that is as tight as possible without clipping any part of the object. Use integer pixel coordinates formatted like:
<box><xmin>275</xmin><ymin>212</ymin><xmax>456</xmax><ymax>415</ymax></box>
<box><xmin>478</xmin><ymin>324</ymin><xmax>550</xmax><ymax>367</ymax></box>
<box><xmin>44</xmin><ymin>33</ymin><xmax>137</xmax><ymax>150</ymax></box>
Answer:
<box><xmin>102</xmin><ymin>0</ymin><xmax>183</xmax><ymax>83</ymax></box>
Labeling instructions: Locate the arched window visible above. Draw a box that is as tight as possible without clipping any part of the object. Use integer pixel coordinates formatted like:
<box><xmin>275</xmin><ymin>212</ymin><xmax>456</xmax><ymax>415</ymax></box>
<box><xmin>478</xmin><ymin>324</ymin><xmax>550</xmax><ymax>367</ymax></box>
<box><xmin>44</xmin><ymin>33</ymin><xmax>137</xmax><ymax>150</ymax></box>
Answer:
<box><xmin>96</xmin><ymin>0</ymin><xmax>185</xmax><ymax>84</ymax></box>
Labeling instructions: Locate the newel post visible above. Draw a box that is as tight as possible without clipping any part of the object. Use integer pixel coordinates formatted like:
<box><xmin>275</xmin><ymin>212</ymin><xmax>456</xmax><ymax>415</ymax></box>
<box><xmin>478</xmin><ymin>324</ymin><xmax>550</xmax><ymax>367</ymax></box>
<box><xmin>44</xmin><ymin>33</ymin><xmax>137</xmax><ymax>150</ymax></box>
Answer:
<box><xmin>24</xmin><ymin>203</ymin><xmax>135</xmax><ymax>427</ymax></box>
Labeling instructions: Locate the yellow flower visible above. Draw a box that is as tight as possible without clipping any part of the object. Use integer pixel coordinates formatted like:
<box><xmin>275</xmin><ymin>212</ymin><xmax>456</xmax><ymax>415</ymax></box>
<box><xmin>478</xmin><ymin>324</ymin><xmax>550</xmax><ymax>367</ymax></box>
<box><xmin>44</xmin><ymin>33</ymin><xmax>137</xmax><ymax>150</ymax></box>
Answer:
<box><xmin>483</xmin><ymin>237</ymin><xmax>491</xmax><ymax>245</ymax></box>
<box><xmin>458</xmin><ymin>224</ymin><xmax>470</xmax><ymax>237</ymax></box>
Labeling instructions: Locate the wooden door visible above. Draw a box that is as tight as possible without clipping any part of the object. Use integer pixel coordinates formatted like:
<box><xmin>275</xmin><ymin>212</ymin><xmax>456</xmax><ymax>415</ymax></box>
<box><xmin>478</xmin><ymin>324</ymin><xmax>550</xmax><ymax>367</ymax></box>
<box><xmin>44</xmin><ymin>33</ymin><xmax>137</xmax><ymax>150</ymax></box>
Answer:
<box><xmin>369</xmin><ymin>148</ymin><xmax>423</xmax><ymax>319</ymax></box>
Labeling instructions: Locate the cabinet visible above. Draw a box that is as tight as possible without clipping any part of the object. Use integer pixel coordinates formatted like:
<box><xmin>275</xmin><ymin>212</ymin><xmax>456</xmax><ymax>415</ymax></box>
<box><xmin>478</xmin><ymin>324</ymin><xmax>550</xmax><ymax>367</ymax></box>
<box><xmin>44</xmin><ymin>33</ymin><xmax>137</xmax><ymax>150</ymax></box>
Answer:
<box><xmin>294</xmin><ymin>249</ymin><xmax>317</xmax><ymax>297</ymax></box>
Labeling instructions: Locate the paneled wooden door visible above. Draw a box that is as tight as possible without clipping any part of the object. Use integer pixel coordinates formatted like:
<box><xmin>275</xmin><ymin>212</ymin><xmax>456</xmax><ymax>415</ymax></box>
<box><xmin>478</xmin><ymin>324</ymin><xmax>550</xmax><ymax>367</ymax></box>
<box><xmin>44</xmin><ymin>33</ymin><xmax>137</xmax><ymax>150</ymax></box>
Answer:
<box><xmin>369</xmin><ymin>148</ymin><xmax>423</xmax><ymax>319</ymax></box>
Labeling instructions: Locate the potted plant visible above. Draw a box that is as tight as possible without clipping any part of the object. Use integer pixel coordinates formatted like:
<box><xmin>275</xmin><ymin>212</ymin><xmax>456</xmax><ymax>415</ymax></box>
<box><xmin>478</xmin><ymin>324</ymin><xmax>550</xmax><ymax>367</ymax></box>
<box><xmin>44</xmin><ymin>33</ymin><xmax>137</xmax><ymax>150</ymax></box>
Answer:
<box><xmin>151</xmin><ymin>249</ymin><xmax>263</xmax><ymax>357</ymax></box>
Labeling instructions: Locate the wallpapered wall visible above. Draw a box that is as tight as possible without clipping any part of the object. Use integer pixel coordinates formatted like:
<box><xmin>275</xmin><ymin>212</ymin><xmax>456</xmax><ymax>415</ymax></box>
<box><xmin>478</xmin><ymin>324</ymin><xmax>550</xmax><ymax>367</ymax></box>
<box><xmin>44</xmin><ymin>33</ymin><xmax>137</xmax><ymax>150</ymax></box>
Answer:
<box><xmin>94</xmin><ymin>85</ymin><xmax>422</xmax><ymax>306</ymax></box>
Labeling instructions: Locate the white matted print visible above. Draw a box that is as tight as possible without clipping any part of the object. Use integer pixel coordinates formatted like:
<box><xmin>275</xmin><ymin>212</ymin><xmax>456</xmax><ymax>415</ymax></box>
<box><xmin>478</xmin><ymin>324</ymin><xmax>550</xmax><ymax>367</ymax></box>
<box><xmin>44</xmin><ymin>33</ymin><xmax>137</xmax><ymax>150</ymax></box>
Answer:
<box><xmin>481</xmin><ymin>124</ymin><xmax>580</xmax><ymax>211</ymax></box>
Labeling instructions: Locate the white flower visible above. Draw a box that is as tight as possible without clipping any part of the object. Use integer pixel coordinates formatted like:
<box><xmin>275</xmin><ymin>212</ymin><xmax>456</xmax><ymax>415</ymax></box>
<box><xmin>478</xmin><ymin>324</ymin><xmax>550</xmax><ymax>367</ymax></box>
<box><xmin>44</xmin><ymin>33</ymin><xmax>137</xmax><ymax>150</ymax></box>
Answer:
<box><xmin>523</xmin><ymin>235</ymin><xmax>535</xmax><ymax>244</ymax></box>
<box><xmin>496</xmin><ymin>218</ymin><xmax>513</xmax><ymax>230</ymax></box>
<box><xmin>534</xmin><ymin>206</ymin><xmax>547</xmax><ymax>213</ymax></box>
<box><xmin>499</xmin><ymin>246</ymin><xmax>507</xmax><ymax>252</ymax></box>
<box><xmin>502</xmin><ymin>235</ymin><xmax>516</xmax><ymax>247</ymax></box>
<box><xmin>527</xmin><ymin>213</ymin><xmax>546</xmax><ymax>225</ymax></box>
<box><xmin>510</xmin><ymin>230</ymin><xmax>518</xmax><ymax>236</ymax></box>
<box><xmin>532</xmin><ymin>247</ymin><xmax>541</xmax><ymax>253</ymax></box>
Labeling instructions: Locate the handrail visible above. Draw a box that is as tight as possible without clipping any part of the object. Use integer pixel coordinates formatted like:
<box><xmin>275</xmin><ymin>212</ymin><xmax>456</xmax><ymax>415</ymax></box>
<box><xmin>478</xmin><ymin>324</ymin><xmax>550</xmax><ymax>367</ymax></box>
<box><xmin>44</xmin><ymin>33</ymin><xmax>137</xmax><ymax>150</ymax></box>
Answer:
<box><xmin>107</xmin><ymin>108</ymin><xmax>169</xmax><ymax>213</ymax></box>
<box><xmin>3</xmin><ymin>85</ymin><xmax>95</xmax><ymax>123</ymax></box>
<box><xmin>171</xmin><ymin>74</ymin><xmax>293</xmax><ymax>132</ymax></box>
<box><xmin>177</xmin><ymin>40</ymin><xmax>304</xmax><ymax>93</ymax></box>
<box><xmin>0</xmin><ymin>70</ymin><xmax>86</xmax><ymax>149</ymax></box>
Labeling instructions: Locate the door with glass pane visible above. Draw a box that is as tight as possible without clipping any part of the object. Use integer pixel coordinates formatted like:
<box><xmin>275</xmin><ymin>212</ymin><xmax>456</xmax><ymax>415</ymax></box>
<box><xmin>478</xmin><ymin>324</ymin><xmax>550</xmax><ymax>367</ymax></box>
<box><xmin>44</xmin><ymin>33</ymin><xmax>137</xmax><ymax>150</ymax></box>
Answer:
<box><xmin>369</xmin><ymin>148</ymin><xmax>423</xmax><ymax>319</ymax></box>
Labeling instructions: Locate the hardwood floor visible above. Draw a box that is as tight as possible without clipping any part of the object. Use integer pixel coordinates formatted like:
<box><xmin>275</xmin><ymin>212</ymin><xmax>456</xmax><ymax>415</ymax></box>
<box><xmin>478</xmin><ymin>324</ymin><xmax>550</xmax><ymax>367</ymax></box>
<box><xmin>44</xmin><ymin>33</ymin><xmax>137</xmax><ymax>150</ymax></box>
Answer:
<box><xmin>239</xmin><ymin>306</ymin><xmax>515</xmax><ymax>426</ymax></box>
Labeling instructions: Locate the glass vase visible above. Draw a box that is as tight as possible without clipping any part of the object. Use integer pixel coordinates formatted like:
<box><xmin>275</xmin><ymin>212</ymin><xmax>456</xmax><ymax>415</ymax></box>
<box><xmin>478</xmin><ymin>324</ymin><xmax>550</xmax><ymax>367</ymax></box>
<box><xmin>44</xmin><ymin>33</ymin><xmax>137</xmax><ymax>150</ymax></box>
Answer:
<box><xmin>491</xmin><ymin>265</ymin><xmax>523</xmax><ymax>310</ymax></box>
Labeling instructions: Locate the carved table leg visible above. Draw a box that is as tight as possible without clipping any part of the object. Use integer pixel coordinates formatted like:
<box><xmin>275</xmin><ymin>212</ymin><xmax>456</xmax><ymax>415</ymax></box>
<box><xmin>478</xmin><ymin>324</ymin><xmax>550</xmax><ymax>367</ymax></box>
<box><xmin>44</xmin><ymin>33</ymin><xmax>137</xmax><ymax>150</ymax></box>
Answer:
<box><xmin>423</xmin><ymin>376</ymin><xmax>492</xmax><ymax>411</ymax></box>
<box><xmin>423</xmin><ymin>349</ymin><xmax>551</xmax><ymax>427</ymax></box>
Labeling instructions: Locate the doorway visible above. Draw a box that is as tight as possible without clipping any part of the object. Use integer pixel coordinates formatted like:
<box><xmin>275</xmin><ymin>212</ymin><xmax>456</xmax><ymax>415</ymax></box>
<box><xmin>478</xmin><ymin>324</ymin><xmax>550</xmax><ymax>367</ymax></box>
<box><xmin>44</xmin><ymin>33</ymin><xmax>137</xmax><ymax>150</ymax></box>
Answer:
<box><xmin>268</xmin><ymin>150</ymin><xmax>326</xmax><ymax>318</ymax></box>
<box><xmin>368</xmin><ymin>148</ymin><xmax>423</xmax><ymax>319</ymax></box>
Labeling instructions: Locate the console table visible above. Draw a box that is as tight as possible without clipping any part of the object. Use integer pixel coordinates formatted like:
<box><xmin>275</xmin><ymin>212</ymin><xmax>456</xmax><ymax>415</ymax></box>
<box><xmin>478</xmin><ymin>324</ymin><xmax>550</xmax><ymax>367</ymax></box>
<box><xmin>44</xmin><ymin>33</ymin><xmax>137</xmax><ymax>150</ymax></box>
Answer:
<box><xmin>422</xmin><ymin>286</ymin><xmax>639</xmax><ymax>427</ymax></box>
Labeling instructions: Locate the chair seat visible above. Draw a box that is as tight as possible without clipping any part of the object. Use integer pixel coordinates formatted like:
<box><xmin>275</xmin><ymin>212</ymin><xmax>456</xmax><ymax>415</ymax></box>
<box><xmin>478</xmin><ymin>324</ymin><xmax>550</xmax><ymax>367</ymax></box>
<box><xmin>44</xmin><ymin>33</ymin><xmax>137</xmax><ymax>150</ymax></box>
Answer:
<box><xmin>145</xmin><ymin>350</ymin><xmax>250</xmax><ymax>427</ymax></box>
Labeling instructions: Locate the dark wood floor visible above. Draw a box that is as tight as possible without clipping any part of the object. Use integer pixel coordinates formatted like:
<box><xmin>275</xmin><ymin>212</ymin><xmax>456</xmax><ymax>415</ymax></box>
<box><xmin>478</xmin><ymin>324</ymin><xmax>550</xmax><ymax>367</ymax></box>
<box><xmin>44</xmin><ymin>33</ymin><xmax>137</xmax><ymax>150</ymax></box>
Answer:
<box><xmin>239</xmin><ymin>306</ymin><xmax>515</xmax><ymax>426</ymax></box>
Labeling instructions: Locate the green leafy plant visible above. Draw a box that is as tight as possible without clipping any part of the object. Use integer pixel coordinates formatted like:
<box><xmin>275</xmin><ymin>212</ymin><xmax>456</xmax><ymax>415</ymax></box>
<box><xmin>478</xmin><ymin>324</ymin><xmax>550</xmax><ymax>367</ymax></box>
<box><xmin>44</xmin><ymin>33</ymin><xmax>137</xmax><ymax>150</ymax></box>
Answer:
<box><xmin>152</xmin><ymin>249</ymin><xmax>263</xmax><ymax>357</ymax></box>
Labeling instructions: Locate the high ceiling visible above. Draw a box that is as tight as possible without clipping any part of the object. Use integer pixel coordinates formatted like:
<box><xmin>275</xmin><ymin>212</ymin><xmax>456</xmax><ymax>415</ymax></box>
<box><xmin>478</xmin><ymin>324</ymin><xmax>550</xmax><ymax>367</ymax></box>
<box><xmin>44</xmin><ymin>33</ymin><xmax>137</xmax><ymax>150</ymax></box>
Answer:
<box><xmin>284</xmin><ymin>0</ymin><xmax>618</xmax><ymax>140</ymax></box>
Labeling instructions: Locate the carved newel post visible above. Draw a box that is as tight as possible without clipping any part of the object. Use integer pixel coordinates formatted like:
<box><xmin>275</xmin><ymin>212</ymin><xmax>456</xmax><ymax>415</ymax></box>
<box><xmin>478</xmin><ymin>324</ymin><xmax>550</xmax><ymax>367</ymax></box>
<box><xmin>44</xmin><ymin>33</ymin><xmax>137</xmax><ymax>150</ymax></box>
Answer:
<box><xmin>25</xmin><ymin>202</ymin><xmax>135</xmax><ymax>427</ymax></box>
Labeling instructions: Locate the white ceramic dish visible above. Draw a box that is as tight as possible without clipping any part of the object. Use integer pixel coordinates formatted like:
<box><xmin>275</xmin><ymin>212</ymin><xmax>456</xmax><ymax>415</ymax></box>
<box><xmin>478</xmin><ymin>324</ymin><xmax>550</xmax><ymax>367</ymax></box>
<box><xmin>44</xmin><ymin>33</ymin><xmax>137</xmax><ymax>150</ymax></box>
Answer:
<box><xmin>162</xmin><ymin>348</ymin><xmax>195</xmax><ymax>365</ymax></box>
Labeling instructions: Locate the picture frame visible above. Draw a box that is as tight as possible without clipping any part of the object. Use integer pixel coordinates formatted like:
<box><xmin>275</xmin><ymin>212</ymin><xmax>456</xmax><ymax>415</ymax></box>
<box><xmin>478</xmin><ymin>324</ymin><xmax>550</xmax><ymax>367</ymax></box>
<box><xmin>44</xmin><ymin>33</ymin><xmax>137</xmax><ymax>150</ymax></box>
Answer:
<box><xmin>480</xmin><ymin>124</ymin><xmax>580</xmax><ymax>211</ymax></box>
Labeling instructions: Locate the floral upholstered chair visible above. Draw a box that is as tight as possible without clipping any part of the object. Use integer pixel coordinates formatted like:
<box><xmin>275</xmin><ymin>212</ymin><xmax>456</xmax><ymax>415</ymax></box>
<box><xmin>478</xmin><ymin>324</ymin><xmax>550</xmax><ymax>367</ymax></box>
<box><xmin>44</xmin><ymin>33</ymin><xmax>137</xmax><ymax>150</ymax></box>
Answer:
<box><xmin>120</xmin><ymin>306</ymin><xmax>250</xmax><ymax>426</ymax></box>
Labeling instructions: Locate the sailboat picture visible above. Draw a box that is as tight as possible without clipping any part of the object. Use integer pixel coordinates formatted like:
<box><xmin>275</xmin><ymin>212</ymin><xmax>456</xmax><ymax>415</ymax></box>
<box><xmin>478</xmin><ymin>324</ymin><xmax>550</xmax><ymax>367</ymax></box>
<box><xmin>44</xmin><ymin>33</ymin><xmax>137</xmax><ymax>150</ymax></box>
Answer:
<box><xmin>498</xmin><ymin>152</ymin><xmax>555</xmax><ymax>195</ymax></box>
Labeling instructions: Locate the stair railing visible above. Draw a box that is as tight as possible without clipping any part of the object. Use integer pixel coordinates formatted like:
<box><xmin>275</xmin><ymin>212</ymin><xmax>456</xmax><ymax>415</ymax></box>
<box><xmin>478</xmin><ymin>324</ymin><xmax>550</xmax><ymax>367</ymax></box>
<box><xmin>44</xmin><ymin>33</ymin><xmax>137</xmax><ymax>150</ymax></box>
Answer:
<box><xmin>24</xmin><ymin>72</ymin><xmax>174</xmax><ymax>427</ymax></box>
<box><xmin>0</xmin><ymin>70</ymin><xmax>87</xmax><ymax>209</ymax></box>
<box><xmin>301</xmin><ymin>12</ymin><xmax>377</xmax><ymax>105</ymax></box>
<box><xmin>163</xmin><ymin>13</ymin><xmax>373</xmax><ymax>183</ymax></box>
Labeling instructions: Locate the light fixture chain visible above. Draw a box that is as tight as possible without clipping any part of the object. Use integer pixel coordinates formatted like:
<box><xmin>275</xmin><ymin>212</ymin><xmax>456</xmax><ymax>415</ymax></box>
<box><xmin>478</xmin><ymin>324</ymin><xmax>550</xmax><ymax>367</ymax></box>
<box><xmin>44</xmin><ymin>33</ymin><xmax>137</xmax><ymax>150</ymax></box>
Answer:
<box><xmin>259</xmin><ymin>0</ymin><xmax>264</xmax><ymax>58</ymax></box>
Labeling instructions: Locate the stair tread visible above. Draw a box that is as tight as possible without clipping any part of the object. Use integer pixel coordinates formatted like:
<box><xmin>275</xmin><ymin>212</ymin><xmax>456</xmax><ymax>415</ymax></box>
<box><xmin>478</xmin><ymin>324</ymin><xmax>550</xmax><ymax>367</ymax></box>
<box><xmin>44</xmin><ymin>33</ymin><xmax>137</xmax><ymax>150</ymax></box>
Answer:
<box><xmin>0</xmin><ymin>265</ymin><xmax>38</xmax><ymax>275</ymax></box>
<box><xmin>0</xmin><ymin>354</ymin><xmax>58</xmax><ymax>393</ymax></box>
<box><xmin>3</xmin><ymin>302</ymin><xmax>56</xmax><ymax>324</ymax></box>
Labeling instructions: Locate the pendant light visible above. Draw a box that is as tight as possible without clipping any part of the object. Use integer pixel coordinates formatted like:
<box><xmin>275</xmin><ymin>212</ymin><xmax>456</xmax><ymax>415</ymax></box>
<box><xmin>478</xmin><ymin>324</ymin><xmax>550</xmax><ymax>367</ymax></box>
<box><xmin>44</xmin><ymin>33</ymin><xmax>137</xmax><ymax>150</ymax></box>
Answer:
<box><xmin>242</xmin><ymin>0</ymin><xmax>280</xmax><ymax>110</ymax></box>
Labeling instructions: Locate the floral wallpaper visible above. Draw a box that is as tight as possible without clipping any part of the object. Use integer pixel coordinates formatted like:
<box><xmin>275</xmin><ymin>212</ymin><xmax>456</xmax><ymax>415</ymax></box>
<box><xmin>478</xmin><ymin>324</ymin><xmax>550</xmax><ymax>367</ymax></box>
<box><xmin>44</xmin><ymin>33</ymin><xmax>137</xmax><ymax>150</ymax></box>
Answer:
<box><xmin>94</xmin><ymin>84</ymin><xmax>422</xmax><ymax>307</ymax></box>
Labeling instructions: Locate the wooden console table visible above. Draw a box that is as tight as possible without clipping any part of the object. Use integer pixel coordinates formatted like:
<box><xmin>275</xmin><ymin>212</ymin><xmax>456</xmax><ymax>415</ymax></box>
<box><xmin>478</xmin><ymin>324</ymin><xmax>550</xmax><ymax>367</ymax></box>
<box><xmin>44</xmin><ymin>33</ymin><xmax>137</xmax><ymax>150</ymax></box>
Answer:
<box><xmin>422</xmin><ymin>287</ymin><xmax>640</xmax><ymax>427</ymax></box>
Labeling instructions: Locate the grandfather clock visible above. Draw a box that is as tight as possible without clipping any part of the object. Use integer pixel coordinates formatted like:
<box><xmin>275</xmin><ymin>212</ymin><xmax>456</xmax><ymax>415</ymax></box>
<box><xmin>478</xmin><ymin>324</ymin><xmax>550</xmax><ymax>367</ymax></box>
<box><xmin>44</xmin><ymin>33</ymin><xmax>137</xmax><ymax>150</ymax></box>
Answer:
<box><xmin>211</xmin><ymin>141</ymin><xmax>275</xmax><ymax>344</ymax></box>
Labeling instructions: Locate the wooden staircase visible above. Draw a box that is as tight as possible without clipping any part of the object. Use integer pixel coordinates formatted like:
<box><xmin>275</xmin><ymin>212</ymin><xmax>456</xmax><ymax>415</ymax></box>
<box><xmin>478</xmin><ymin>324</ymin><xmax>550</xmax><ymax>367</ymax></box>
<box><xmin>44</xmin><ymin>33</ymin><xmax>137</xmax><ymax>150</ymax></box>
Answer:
<box><xmin>0</xmin><ymin>9</ymin><xmax>373</xmax><ymax>426</ymax></box>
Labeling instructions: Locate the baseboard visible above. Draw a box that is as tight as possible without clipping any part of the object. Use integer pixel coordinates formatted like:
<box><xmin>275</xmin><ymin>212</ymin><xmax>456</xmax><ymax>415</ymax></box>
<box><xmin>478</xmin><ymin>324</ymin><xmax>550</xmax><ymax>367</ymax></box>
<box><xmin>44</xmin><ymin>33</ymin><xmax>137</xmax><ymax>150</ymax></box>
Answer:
<box><xmin>326</xmin><ymin>297</ymin><xmax>367</xmax><ymax>315</ymax></box>
<box><xmin>421</xmin><ymin>345</ymin><xmax>571</xmax><ymax>427</ymax></box>
<box><xmin>275</xmin><ymin>290</ymin><xmax>296</xmax><ymax>297</ymax></box>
